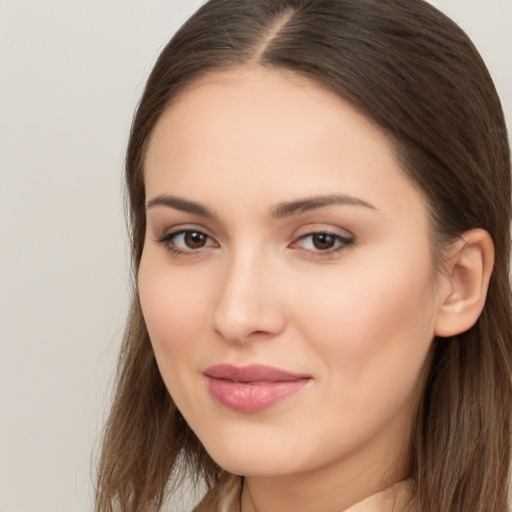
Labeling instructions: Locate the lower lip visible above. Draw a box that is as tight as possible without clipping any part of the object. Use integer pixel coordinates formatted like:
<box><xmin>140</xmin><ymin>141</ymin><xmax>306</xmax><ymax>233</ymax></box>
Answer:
<box><xmin>206</xmin><ymin>377</ymin><xmax>310</xmax><ymax>412</ymax></box>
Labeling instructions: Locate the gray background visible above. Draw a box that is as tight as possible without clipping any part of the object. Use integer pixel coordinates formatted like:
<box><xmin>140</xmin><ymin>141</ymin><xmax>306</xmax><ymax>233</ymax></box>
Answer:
<box><xmin>1</xmin><ymin>1</ymin><xmax>511</xmax><ymax>511</ymax></box>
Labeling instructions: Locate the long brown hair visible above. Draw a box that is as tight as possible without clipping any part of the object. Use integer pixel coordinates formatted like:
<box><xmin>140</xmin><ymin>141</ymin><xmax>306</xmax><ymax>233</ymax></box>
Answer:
<box><xmin>95</xmin><ymin>1</ymin><xmax>512</xmax><ymax>511</ymax></box>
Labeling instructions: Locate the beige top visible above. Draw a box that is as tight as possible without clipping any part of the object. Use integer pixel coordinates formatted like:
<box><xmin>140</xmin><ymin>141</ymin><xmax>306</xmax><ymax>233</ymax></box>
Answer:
<box><xmin>343</xmin><ymin>480</ymin><xmax>414</xmax><ymax>512</ymax></box>
<box><xmin>194</xmin><ymin>474</ymin><xmax>415</xmax><ymax>512</ymax></box>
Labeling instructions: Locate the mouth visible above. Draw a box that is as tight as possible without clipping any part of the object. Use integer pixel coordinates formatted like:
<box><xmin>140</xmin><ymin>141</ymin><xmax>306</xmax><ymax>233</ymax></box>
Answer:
<box><xmin>203</xmin><ymin>364</ymin><xmax>312</xmax><ymax>412</ymax></box>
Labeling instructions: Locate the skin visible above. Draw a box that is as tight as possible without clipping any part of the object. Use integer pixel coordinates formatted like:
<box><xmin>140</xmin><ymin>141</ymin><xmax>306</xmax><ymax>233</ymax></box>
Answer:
<box><xmin>138</xmin><ymin>66</ymin><xmax>452</xmax><ymax>512</ymax></box>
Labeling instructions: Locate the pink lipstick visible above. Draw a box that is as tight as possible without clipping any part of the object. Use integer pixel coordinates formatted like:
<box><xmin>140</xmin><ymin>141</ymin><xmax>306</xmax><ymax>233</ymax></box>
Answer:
<box><xmin>204</xmin><ymin>364</ymin><xmax>311</xmax><ymax>412</ymax></box>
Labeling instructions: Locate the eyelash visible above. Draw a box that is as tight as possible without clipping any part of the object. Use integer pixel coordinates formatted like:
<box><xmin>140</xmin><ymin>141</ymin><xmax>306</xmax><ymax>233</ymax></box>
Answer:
<box><xmin>157</xmin><ymin>229</ymin><xmax>217</xmax><ymax>255</ymax></box>
<box><xmin>292</xmin><ymin>232</ymin><xmax>355</xmax><ymax>256</ymax></box>
<box><xmin>156</xmin><ymin>229</ymin><xmax>355</xmax><ymax>257</ymax></box>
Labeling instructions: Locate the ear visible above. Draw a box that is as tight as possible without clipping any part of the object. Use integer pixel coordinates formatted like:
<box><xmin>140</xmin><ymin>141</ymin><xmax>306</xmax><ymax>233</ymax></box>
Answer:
<box><xmin>434</xmin><ymin>228</ymin><xmax>494</xmax><ymax>338</ymax></box>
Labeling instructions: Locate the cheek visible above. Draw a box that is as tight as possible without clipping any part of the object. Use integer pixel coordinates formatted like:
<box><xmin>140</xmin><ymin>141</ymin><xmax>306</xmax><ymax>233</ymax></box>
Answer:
<box><xmin>294</xmin><ymin>252</ymin><xmax>438</xmax><ymax>398</ymax></box>
<box><xmin>137</xmin><ymin>257</ymin><xmax>210</xmax><ymax>377</ymax></box>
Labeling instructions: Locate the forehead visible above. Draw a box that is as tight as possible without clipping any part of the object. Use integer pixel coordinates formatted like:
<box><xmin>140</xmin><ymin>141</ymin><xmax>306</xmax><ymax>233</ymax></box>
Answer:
<box><xmin>144</xmin><ymin>66</ymin><xmax>427</xmax><ymax>223</ymax></box>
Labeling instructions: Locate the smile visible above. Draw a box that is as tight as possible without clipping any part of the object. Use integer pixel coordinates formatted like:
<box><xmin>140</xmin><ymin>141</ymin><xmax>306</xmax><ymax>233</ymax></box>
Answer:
<box><xmin>204</xmin><ymin>364</ymin><xmax>312</xmax><ymax>412</ymax></box>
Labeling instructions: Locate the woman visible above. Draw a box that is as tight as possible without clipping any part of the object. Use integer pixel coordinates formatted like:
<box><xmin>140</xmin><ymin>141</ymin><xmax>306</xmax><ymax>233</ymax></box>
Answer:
<box><xmin>95</xmin><ymin>0</ymin><xmax>512</xmax><ymax>511</ymax></box>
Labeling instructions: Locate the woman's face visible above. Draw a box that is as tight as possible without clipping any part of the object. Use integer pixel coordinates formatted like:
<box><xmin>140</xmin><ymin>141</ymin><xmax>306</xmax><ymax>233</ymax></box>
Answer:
<box><xmin>139</xmin><ymin>67</ymin><xmax>444</xmax><ymax>483</ymax></box>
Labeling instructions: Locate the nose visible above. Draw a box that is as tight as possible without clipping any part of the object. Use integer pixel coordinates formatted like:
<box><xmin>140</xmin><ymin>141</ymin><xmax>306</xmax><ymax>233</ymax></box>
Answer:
<box><xmin>211</xmin><ymin>249</ymin><xmax>286</xmax><ymax>344</ymax></box>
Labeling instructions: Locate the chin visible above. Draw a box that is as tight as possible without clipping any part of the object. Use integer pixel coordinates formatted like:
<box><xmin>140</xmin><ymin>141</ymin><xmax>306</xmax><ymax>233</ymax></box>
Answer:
<box><xmin>211</xmin><ymin>454</ymin><xmax>294</xmax><ymax>478</ymax></box>
<box><xmin>198</xmin><ymin>431</ymin><xmax>303</xmax><ymax>478</ymax></box>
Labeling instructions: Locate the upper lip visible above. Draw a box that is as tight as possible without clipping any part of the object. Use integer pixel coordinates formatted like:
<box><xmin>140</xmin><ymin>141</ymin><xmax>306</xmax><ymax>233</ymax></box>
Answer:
<box><xmin>204</xmin><ymin>364</ymin><xmax>311</xmax><ymax>383</ymax></box>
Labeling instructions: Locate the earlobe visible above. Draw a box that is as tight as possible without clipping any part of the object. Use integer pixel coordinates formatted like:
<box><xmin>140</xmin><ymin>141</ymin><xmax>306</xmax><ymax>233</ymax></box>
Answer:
<box><xmin>434</xmin><ymin>228</ymin><xmax>494</xmax><ymax>338</ymax></box>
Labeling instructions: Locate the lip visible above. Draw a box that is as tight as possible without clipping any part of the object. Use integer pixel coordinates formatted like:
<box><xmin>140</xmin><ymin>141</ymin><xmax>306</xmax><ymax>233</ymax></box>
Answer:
<box><xmin>204</xmin><ymin>364</ymin><xmax>312</xmax><ymax>412</ymax></box>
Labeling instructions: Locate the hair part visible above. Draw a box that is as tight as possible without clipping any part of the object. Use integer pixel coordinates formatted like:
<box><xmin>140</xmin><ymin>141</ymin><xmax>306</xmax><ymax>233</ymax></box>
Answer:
<box><xmin>95</xmin><ymin>1</ymin><xmax>512</xmax><ymax>511</ymax></box>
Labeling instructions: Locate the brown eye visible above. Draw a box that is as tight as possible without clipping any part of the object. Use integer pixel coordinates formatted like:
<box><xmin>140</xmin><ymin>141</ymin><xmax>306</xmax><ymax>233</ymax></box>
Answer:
<box><xmin>158</xmin><ymin>229</ymin><xmax>216</xmax><ymax>254</ymax></box>
<box><xmin>311</xmin><ymin>233</ymin><xmax>336</xmax><ymax>250</ymax></box>
<box><xmin>184</xmin><ymin>231</ymin><xmax>207</xmax><ymax>248</ymax></box>
<box><xmin>292</xmin><ymin>231</ymin><xmax>354</xmax><ymax>255</ymax></box>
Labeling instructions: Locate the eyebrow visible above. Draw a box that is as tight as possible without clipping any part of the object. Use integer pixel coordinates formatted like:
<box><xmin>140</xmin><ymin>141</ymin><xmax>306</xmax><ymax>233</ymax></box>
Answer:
<box><xmin>145</xmin><ymin>193</ymin><xmax>378</xmax><ymax>218</ymax></box>
<box><xmin>271</xmin><ymin>194</ymin><xmax>378</xmax><ymax>219</ymax></box>
<box><xmin>146</xmin><ymin>195</ymin><xmax>215</xmax><ymax>217</ymax></box>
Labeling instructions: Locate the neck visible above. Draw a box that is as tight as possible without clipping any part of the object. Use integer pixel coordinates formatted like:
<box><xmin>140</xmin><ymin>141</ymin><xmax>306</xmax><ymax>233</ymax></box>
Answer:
<box><xmin>240</xmin><ymin>446</ymin><xmax>409</xmax><ymax>512</ymax></box>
